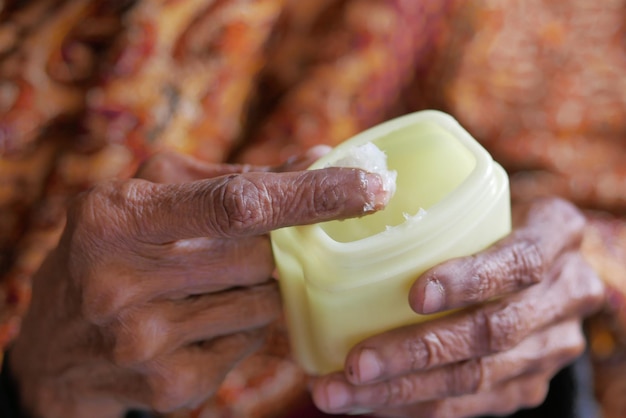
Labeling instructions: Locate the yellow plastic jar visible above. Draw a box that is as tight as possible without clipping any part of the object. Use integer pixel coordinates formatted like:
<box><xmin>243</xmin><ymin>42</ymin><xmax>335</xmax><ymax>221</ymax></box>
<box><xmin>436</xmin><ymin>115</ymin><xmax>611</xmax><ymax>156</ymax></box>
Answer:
<box><xmin>271</xmin><ymin>110</ymin><xmax>511</xmax><ymax>375</ymax></box>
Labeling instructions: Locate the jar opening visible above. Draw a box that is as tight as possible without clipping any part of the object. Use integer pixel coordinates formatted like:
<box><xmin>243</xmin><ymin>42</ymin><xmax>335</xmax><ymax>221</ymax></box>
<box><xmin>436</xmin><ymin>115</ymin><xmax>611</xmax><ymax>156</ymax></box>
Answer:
<box><xmin>319</xmin><ymin>121</ymin><xmax>477</xmax><ymax>243</ymax></box>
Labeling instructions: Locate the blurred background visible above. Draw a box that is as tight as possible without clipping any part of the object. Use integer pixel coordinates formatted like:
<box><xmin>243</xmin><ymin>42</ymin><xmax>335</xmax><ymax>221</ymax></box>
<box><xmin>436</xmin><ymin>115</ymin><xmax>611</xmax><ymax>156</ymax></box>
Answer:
<box><xmin>1</xmin><ymin>0</ymin><xmax>626</xmax><ymax>417</ymax></box>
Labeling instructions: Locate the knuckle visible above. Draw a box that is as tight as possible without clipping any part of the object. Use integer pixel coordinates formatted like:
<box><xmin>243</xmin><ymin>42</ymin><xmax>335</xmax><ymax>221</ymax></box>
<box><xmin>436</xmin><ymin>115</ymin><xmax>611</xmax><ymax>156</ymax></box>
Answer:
<box><xmin>80</xmin><ymin>278</ymin><xmax>132</xmax><ymax>324</ymax></box>
<box><xmin>69</xmin><ymin>183</ymin><xmax>114</xmax><ymax>216</ymax></box>
<box><xmin>109</xmin><ymin>311</ymin><xmax>166</xmax><ymax>366</ymax></box>
<box><xmin>309</xmin><ymin>168</ymin><xmax>367</xmax><ymax>216</ymax></box>
<box><xmin>562</xmin><ymin>254</ymin><xmax>606</xmax><ymax>315</ymax></box>
<box><xmin>578</xmin><ymin>266</ymin><xmax>606</xmax><ymax>313</ymax></box>
<box><xmin>464</xmin><ymin>237</ymin><xmax>546</xmax><ymax>302</ymax></box>
<box><xmin>68</xmin><ymin>180</ymin><xmax>150</xmax><ymax>241</ymax></box>
<box><xmin>137</xmin><ymin>152</ymin><xmax>175</xmax><ymax>182</ymax></box>
<box><xmin>522</xmin><ymin>378</ymin><xmax>550</xmax><ymax>409</ymax></box>
<box><xmin>66</xmin><ymin>185</ymin><xmax>113</xmax><ymax>239</ymax></box>
<box><xmin>210</xmin><ymin>175</ymin><xmax>268</xmax><ymax>236</ymax></box>
<box><xmin>479</xmin><ymin>304</ymin><xmax>526</xmax><ymax>352</ymax></box>
<box><xmin>507</xmin><ymin>238</ymin><xmax>545</xmax><ymax>287</ymax></box>
<box><xmin>383</xmin><ymin>376</ymin><xmax>418</xmax><ymax>406</ymax></box>
<box><xmin>556</xmin><ymin>323</ymin><xmax>586</xmax><ymax>365</ymax></box>
<box><xmin>587</xmin><ymin>271</ymin><xmax>606</xmax><ymax>302</ymax></box>
<box><xmin>545</xmin><ymin>197</ymin><xmax>586</xmax><ymax>231</ymax></box>
<box><xmin>245</xmin><ymin>284</ymin><xmax>282</xmax><ymax>320</ymax></box>
<box><xmin>310</xmin><ymin>175</ymin><xmax>342</xmax><ymax>215</ymax></box>
<box><xmin>566</xmin><ymin>338</ymin><xmax>586</xmax><ymax>362</ymax></box>
<box><xmin>526</xmin><ymin>198</ymin><xmax>586</xmax><ymax>249</ymax></box>
<box><xmin>404</xmin><ymin>333</ymin><xmax>438</xmax><ymax>370</ymax></box>
<box><xmin>448</xmin><ymin>359</ymin><xmax>483</xmax><ymax>395</ymax></box>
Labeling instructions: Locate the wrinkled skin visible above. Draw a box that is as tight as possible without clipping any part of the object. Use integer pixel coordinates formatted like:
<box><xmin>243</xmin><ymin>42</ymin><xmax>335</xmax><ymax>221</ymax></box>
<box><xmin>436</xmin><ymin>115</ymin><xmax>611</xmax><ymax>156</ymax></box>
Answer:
<box><xmin>312</xmin><ymin>198</ymin><xmax>606</xmax><ymax>418</ymax></box>
<box><xmin>8</xmin><ymin>149</ymin><xmax>391</xmax><ymax>418</ymax></box>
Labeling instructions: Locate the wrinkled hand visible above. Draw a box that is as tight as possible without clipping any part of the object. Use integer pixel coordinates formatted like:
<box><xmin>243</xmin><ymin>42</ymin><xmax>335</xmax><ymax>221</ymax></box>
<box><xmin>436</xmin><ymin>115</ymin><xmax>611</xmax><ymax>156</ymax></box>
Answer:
<box><xmin>312</xmin><ymin>198</ymin><xmax>606</xmax><ymax>418</ymax></box>
<box><xmin>9</xmin><ymin>150</ymin><xmax>390</xmax><ymax>418</ymax></box>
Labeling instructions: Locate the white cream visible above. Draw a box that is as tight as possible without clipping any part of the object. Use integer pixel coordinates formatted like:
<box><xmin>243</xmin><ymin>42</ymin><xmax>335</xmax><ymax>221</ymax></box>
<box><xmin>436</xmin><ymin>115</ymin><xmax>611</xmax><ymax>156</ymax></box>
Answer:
<box><xmin>326</xmin><ymin>142</ymin><xmax>398</xmax><ymax>197</ymax></box>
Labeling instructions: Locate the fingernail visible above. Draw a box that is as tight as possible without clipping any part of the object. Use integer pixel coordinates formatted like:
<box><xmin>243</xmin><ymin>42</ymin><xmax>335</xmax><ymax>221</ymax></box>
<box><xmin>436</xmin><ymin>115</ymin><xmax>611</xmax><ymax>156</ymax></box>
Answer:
<box><xmin>422</xmin><ymin>279</ymin><xmax>445</xmax><ymax>314</ymax></box>
<box><xmin>325</xmin><ymin>380</ymin><xmax>352</xmax><ymax>411</ymax></box>
<box><xmin>365</xmin><ymin>173</ymin><xmax>391</xmax><ymax>211</ymax></box>
<box><xmin>306</xmin><ymin>145</ymin><xmax>333</xmax><ymax>159</ymax></box>
<box><xmin>356</xmin><ymin>349</ymin><xmax>382</xmax><ymax>383</ymax></box>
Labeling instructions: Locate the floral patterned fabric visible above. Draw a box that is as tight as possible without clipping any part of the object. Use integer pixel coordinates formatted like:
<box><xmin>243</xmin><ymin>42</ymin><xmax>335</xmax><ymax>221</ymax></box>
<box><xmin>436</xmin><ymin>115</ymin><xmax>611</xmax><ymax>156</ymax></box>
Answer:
<box><xmin>1</xmin><ymin>1</ymin><xmax>626</xmax><ymax>417</ymax></box>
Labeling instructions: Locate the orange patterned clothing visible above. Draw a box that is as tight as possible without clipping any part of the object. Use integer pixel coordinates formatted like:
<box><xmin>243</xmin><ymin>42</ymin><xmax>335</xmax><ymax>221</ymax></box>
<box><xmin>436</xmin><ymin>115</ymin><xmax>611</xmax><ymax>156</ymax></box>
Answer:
<box><xmin>1</xmin><ymin>1</ymin><xmax>626</xmax><ymax>417</ymax></box>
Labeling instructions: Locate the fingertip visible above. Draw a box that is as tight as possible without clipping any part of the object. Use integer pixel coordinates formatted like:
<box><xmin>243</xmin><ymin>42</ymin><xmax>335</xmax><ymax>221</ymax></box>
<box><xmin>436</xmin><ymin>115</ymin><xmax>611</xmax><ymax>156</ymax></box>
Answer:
<box><xmin>410</xmin><ymin>257</ymin><xmax>480</xmax><ymax>313</ymax></box>
<box><xmin>364</xmin><ymin>172</ymin><xmax>392</xmax><ymax>211</ymax></box>
<box><xmin>309</xmin><ymin>380</ymin><xmax>328</xmax><ymax>411</ymax></box>
<box><xmin>310</xmin><ymin>376</ymin><xmax>352</xmax><ymax>413</ymax></box>
<box><xmin>410</xmin><ymin>277</ymin><xmax>446</xmax><ymax>315</ymax></box>
<box><xmin>298</xmin><ymin>168</ymin><xmax>390</xmax><ymax>220</ymax></box>
<box><xmin>345</xmin><ymin>348</ymin><xmax>383</xmax><ymax>385</ymax></box>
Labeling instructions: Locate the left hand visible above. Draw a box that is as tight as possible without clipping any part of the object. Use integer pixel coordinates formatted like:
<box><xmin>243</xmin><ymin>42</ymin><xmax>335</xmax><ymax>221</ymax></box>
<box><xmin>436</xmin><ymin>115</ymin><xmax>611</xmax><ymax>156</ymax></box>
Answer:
<box><xmin>311</xmin><ymin>197</ymin><xmax>606</xmax><ymax>417</ymax></box>
<box><xmin>9</xmin><ymin>146</ymin><xmax>390</xmax><ymax>418</ymax></box>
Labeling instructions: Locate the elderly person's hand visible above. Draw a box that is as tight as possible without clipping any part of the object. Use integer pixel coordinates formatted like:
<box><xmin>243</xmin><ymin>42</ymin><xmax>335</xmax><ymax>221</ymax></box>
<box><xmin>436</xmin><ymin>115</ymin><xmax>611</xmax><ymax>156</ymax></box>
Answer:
<box><xmin>8</xmin><ymin>150</ymin><xmax>391</xmax><ymax>418</ymax></box>
<box><xmin>312</xmin><ymin>198</ymin><xmax>606</xmax><ymax>418</ymax></box>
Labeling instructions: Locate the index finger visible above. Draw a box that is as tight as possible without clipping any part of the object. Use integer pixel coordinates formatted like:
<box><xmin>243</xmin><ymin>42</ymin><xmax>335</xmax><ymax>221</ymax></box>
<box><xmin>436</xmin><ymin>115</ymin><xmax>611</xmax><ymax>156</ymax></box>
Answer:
<box><xmin>410</xmin><ymin>197</ymin><xmax>586</xmax><ymax>314</ymax></box>
<box><xmin>135</xmin><ymin>167</ymin><xmax>391</xmax><ymax>243</ymax></box>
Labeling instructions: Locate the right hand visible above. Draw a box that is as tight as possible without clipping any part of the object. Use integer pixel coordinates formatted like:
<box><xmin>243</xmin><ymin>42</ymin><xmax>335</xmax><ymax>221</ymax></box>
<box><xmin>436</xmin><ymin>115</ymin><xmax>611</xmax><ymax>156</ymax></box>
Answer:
<box><xmin>311</xmin><ymin>198</ymin><xmax>605</xmax><ymax>418</ymax></box>
<box><xmin>9</xmin><ymin>151</ymin><xmax>391</xmax><ymax>418</ymax></box>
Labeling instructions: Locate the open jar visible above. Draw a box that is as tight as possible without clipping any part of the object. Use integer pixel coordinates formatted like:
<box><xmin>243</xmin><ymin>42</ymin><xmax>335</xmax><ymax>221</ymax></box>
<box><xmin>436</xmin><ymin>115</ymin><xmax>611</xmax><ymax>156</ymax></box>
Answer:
<box><xmin>271</xmin><ymin>110</ymin><xmax>511</xmax><ymax>375</ymax></box>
